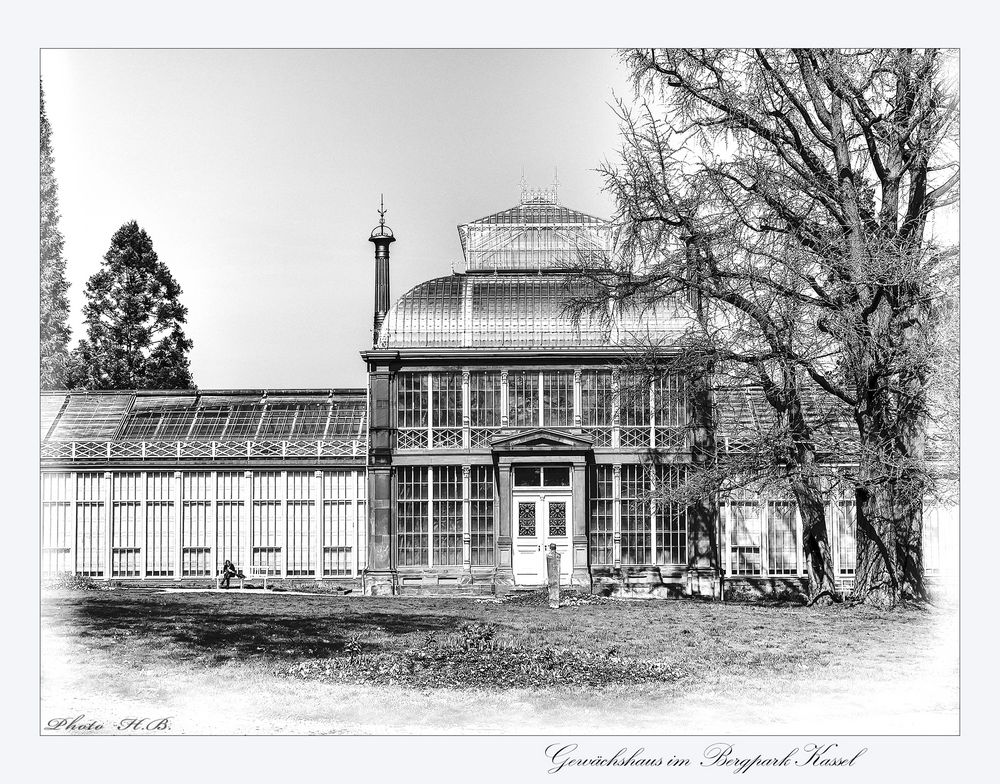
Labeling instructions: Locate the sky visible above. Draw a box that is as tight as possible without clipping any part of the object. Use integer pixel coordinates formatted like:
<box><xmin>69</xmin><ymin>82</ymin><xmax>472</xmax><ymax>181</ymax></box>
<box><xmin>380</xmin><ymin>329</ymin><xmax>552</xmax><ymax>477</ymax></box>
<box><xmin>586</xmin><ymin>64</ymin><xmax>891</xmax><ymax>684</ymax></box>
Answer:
<box><xmin>41</xmin><ymin>49</ymin><xmax>635</xmax><ymax>389</ymax></box>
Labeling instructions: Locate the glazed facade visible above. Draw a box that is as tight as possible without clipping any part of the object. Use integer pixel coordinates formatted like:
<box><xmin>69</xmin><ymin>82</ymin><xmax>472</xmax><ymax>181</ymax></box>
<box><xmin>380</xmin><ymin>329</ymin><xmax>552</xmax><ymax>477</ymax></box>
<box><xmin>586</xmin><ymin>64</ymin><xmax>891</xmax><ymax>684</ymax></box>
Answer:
<box><xmin>40</xmin><ymin>192</ymin><xmax>956</xmax><ymax>595</ymax></box>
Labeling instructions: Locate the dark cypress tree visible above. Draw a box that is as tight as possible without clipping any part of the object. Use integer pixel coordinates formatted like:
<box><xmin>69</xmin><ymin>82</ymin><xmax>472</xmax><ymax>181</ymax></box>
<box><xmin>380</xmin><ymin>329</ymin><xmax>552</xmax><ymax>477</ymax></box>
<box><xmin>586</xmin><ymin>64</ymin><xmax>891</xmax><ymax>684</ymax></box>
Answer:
<box><xmin>40</xmin><ymin>81</ymin><xmax>72</xmax><ymax>389</ymax></box>
<box><xmin>71</xmin><ymin>221</ymin><xmax>194</xmax><ymax>389</ymax></box>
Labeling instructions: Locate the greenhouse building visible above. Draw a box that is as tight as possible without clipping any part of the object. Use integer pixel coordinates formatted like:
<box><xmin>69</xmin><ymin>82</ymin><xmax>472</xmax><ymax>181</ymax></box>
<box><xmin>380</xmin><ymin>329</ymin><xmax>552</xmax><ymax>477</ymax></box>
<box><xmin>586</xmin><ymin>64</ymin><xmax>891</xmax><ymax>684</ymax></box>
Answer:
<box><xmin>40</xmin><ymin>186</ymin><xmax>956</xmax><ymax>597</ymax></box>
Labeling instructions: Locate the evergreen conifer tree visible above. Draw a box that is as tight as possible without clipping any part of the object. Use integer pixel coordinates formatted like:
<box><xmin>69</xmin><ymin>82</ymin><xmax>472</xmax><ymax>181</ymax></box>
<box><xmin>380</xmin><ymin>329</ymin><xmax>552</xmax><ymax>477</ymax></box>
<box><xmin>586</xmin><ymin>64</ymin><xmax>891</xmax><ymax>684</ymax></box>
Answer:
<box><xmin>71</xmin><ymin>221</ymin><xmax>194</xmax><ymax>389</ymax></box>
<box><xmin>40</xmin><ymin>81</ymin><xmax>72</xmax><ymax>388</ymax></box>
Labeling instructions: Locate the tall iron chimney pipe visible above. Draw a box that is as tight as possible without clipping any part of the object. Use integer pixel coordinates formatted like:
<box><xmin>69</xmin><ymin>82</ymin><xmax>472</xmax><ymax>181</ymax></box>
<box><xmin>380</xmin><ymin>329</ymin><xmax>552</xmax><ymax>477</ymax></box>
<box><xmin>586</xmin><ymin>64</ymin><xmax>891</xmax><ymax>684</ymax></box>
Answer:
<box><xmin>369</xmin><ymin>195</ymin><xmax>395</xmax><ymax>346</ymax></box>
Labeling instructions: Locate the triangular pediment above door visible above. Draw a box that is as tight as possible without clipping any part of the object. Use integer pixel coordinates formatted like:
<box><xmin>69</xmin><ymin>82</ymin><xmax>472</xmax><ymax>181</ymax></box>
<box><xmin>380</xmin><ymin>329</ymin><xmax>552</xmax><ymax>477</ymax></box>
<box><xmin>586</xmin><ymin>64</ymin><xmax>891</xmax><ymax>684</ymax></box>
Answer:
<box><xmin>489</xmin><ymin>428</ymin><xmax>594</xmax><ymax>452</ymax></box>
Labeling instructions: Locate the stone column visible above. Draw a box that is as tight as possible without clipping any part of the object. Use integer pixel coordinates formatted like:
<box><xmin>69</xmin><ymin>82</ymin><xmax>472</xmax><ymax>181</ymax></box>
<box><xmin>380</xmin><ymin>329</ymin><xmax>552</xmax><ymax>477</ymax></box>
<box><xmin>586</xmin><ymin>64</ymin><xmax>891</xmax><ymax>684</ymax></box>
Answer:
<box><xmin>243</xmin><ymin>471</ymin><xmax>254</xmax><ymax>574</ymax></box>
<box><xmin>571</xmin><ymin>462</ymin><xmax>591</xmax><ymax>592</ymax></box>
<box><xmin>462</xmin><ymin>371</ymin><xmax>471</xmax><ymax>450</ymax></box>
<box><xmin>494</xmin><ymin>462</ymin><xmax>513</xmax><ymax>589</ymax></box>
<box><xmin>500</xmin><ymin>371</ymin><xmax>509</xmax><ymax>428</ymax></box>
<box><xmin>173</xmin><ymin>471</ymin><xmax>182</xmax><ymax>581</ymax></box>
<box><xmin>364</xmin><ymin>353</ymin><xmax>398</xmax><ymax>595</ymax></box>
<box><xmin>103</xmin><ymin>471</ymin><xmax>113</xmax><ymax>581</ymax></box>
<box><xmin>611</xmin><ymin>371</ymin><xmax>621</xmax><ymax>449</ymax></box>
<box><xmin>314</xmin><ymin>470</ymin><xmax>324</xmax><ymax>582</ymax></box>
<box><xmin>572</xmin><ymin>369</ymin><xmax>582</xmax><ymax>427</ymax></box>
<box><xmin>365</xmin><ymin>468</ymin><xmax>395</xmax><ymax>595</ymax></box>
<box><xmin>461</xmin><ymin>465</ymin><xmax>472</xmax><ymax>582</ymax></box>
<box><xmin>612</xmin><ymin>465</ymin><xmax>622</xmax><ymax>569</ymax></box>
<box><xmin>546</xmin><ymin>544</ymin><xmax>561</xmax><ymax>608</ymax></box>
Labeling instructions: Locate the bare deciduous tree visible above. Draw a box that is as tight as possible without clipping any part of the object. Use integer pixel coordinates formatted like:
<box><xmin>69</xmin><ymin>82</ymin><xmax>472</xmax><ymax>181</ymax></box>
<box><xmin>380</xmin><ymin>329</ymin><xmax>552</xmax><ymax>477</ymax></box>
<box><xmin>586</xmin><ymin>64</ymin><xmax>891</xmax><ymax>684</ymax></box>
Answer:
<box><xmin>574</xmin><ymin>48</ymin><xmax>958</xmax><ymax>607</ymax></box>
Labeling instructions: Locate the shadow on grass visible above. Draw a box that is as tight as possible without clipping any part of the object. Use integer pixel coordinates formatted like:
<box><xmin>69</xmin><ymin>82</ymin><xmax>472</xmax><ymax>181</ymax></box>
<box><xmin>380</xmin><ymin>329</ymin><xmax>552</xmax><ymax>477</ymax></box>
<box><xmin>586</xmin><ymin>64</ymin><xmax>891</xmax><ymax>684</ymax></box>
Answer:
<box><xmin>47</xmin><ymin>596</ymin><xmax>468</xmax><ymax>665</ymax></box>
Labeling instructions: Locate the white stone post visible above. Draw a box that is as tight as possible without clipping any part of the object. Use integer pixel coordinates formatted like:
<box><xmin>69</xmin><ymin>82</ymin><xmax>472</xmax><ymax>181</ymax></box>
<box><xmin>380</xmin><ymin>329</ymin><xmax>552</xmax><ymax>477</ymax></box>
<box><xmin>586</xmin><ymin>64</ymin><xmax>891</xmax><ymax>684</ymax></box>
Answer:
<box><xmin>500</xmin><ymin>371</ymin><xmax>509</xmax><ymax>428</ymax></box>
<box><xmin>573</xmin><ymin>369</ymin><xmax>582</xmax><ymax>427</ymax></box>
<box><xmin>612</xmin><ymin>464</ymin><xmax>622</xmax><ymax>568</ymax></box>
<box><xmin>462</xmin><ymin>370</ymin><xmax>471</xmax><ymax>450</ymax></box>
<box><xmin>611</xmin><ymin>371</ymin><xmax>621</xmax><ymax>449</ymax></box>
<box><xmin>103</xmin><ymin>472</ymin><xmax>113</xmax><ymax>580</ymax></box>
<box><xmin>462</xmin><ymin>465</ymin><xmax>472</xmax><ymax>569</ymax></box>
<box><xmin>315</xmin><ymin>470</ymin><xmax>325</xmax><ymax>581</ymax></box>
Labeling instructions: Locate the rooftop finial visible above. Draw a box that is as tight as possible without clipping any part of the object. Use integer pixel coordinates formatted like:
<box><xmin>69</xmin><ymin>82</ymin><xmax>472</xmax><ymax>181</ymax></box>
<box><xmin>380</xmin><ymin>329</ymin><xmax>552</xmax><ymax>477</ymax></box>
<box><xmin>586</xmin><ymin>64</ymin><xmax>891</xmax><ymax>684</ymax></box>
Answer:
<box><xmin>519</xmin><ymin>167</ymin><xmax>528</xmax><ymax>202</ymax></box>
<box><xmin>378</xmin><ymin>193</ymin><xmax>387</xmax><ymax>228</ymax></box>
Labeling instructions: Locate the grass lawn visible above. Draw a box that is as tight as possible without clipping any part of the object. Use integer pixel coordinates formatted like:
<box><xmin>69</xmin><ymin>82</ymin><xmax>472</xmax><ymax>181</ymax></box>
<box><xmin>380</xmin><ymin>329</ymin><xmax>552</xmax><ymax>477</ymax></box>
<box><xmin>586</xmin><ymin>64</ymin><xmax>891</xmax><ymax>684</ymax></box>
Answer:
<box><xmin>40</xmin><ymin>588</ymin><xmax>958</xmax><ymax>735</ymax></box>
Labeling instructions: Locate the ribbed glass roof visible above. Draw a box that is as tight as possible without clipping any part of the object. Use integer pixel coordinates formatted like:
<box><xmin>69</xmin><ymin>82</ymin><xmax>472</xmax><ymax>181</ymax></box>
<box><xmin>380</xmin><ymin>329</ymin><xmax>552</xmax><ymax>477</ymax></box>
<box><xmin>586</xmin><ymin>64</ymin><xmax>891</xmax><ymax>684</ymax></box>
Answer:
<box><xmin>458</xmin><ymin>195</ymin><xmax>616</xmax><ymax>272</ymax></box>
<box><xmin>377</xmin><ymin>274</ymin><xmax>691</xmax><ymax>349</ymax></box>
<box><xmin>41</xmin><ymin>391</ymin><xmax>367</xmax><ymax>444</ymax></box>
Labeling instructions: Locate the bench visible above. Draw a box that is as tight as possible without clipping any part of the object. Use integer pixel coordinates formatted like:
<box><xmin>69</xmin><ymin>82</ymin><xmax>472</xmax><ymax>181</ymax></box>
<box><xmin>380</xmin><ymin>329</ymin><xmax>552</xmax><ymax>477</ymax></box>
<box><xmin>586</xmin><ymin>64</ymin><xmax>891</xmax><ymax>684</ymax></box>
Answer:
<box><xmin>248</xmin><ymin>565</ymin><xmax>281</xmax><ymax>590</ymax></box>
<box><xmin>216</xmin><ymin>566</ymin><xmax>246</xmax><ymax>590</ymax></box>
<box><xmin>216</xmin><ymin>564</ymin><xmax>281</xmax><ymax>590</ymax></box>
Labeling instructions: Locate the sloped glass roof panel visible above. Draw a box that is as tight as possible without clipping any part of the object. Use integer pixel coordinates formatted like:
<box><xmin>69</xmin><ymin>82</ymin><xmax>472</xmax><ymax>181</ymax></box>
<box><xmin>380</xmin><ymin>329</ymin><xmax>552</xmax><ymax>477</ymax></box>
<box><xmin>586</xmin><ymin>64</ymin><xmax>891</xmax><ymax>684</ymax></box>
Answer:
<box><xmin>43</xmin><ymin>391</ymin><xmax>366</xmax><ymax>445</ymax></box>
<box><xmin>48</xmin><ymin>394</ymin><xmax>134</xmax><ymax>441</ymax></box>
<box><xmin>41</xmin><ymin>394</ymin><xmax>67</xmax><ymax>440</ymax></box>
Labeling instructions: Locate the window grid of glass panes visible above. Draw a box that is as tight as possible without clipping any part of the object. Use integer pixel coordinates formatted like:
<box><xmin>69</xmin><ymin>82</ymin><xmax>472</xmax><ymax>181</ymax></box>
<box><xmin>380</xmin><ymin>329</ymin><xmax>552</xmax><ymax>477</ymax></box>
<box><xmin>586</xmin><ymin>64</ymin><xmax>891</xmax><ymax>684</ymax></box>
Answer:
<box><xmin>41</xmin><ymin>473</ymin><xmax>73</xmax><ymax>575</ymax></box>
<box><xmin>654</xmin><ymin>466</ymin><xmax>687</xmax><ymax>565</ymax></box>
<box><xmin>726</xmin><ymin>501</ymin><xmax>762</xmax><ymax>575</ymax></box>
<box><xmin>765</xmin><ymin>501</ymin><xmax>798</xmax><ymax>575</ymax></box>
<box><xmin>835</xmin><ymin>499</ymin><xmax>857</xmax><ymax>575</ymax></box>
<box><xmin>396</xmin><ymin>467</ymin><xmax>428</xmax><ymax>566</ymax></box>
<box><xmin>470</xmin><ymin>371</ymin><xmax>502</xmax><ymax>448</ymax></box>
<box><xmin>620</xmin><ymin>465</ymin><xmax>650</xmax><ymax>564</ymax></box>
<box><xmin>76</xmin><ymin>473</ymin><xmax>105</xmax><ymax>576</ymax></box>
<box><xmin>110</xmin><ymin>472</ymin><xmax>142</xmax><ymax>577</ymax></box>
<box><xmin>542</xmin><ymin>371</ymin><xmax>574</xmax><ymax>427</ymax></box>
<box><xmin>432</xmin><ymin>467</ymin><xmax>463</xmax><ymax>566</ymax></box>
<box><xmin>588</xmin><ymin>466</ymin><xmax>614</xmax><ymax>565</ymax></box>
<box><xmin>653</xmin><ymin>374</ymin><xmax>686</xmax><ymax>449</ymax></box>
<box><xmin>581</xmin><ymin>370</ymin><xmax>614</xmax><ymax>446</ymax></box>
<box><xmin>507</xmin><ymin>370</ymin><xmax>539</xmax><ymax>426</ymax></box>
<box><xmin>286</xmin><ymin>472</ymin><xmax>316</xmax><ymax>576</ymax></box>
<box><xmin>323</xmin><ymin>471</ymin><xmax>354</xmax><ymax>576</ymax></box>
<box><xmin>470</xmin><ymin>466</ymin><xmax>495</xmax><ymax>566</ymax></box>
<box><xmin>146</xmin><ymin>472</ymin><xmax>175</xmax><ymax>576</ymax></box>
<box><xmin>216</xmin><ymin>472</ymin><xmax>245</xmax><ymax>574</ymax></box>
<box><xmin>619</xmin><ymin>374</ymin><xmax>651</xmax><ymax>448</ymax></box>
<box><xmin>180</xmin><ymin>472</ymin><xmax>212</xmax><ymax>576</ymax></box>
<box><xmin>252</xmin><ymin>471</ymin><xmax>282</xmax><ymax>571</ymax></box>
<box><xmin>397</xmin><ymin>373</ymin><xmax>428</xmax><ymax>449</ymax></box>
<box><xmin>432</xmin><ymin>372</ymin><xmax>463</xmax><ymax>449</ymax></box>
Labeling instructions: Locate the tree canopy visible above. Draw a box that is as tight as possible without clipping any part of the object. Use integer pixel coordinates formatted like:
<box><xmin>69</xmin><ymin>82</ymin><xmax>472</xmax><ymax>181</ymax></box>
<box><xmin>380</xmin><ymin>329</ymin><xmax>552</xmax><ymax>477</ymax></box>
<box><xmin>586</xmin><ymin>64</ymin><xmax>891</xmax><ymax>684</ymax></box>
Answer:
<box><xmin>70</xmin><ymin>221</ymin><xmax>194</xmax><ymax>390</ymax></box>
<box><xmin>40</xmin><ymin>81</ymin><xmax>72</xmax><ymax>389</ymax></box>
<box><xmin>579</xmin><ymin>48</ymin><xmax>958</xmax><ymax>606</ymax></box>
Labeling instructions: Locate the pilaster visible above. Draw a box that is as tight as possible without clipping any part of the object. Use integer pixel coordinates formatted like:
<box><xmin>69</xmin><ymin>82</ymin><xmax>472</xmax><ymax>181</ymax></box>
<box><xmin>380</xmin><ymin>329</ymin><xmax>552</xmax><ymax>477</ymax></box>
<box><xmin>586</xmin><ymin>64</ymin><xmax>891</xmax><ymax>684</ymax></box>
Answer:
<box><xmin>571</xmin><ymin>462</ymin><xmax>591</xmax><ymax>592</ymax></box>
<box><xmin>365</xmin><ymin>467</ymin><xmax>396</xmax><ymax>595</ymax></box>
<box><xmin>494</xmin><ymin>462</ymin><xmax>513</xmax><ymax>588</ymax></box>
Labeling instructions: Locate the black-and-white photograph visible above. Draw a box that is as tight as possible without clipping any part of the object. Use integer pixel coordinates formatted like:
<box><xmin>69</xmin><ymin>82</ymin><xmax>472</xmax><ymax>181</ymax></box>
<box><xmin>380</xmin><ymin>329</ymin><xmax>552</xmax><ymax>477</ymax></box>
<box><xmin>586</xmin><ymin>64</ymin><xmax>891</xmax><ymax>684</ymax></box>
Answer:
<box><xmin>24</xmin><ymin>30</ymin><xmax>973</xmax><ymax>771</ymax></box>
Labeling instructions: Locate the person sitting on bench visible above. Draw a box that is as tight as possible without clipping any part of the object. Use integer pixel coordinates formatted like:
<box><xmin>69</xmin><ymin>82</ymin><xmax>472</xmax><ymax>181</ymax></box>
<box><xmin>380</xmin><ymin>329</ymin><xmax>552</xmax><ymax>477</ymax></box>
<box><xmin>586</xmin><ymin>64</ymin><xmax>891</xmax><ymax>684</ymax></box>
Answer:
<box><xmin>220</xmin><ymin>559</ymin><xmax>245</xmax><ymax>589</ymax></box>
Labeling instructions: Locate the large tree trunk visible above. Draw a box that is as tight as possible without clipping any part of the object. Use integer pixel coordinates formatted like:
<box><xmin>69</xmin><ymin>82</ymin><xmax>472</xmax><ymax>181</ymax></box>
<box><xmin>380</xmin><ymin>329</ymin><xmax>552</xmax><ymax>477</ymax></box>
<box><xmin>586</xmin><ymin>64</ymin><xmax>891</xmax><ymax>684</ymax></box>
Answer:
<box><xmin>854</xmin><ymin>484</ymin><xmax>900</xmax><ymax>607</ymax></box>
<box><xmin>791</xmin><ymin>477</ymin><xmax>838</xmax><ymax>602</ymax></box>
<box><xmin>785</xmin><ymin>395</ymin><xmax>838</xmax><ymax>601</ymax></box>
<box><xmin>852</xmin><ymin>380</ymin><xmax>928</xmax><ymax>607</ymax></box>
<box><xmin>687</xmin><ymin>366</ymin><xmax>720</xmax><ymax>594</ymax></box>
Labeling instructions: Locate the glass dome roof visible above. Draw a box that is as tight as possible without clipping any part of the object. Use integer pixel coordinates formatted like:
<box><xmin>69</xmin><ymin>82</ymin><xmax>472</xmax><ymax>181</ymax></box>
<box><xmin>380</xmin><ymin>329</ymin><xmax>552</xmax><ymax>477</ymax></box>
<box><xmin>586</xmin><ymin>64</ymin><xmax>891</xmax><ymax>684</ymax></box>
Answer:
<box><xmin>376</xmin><ymin>273</ymin><xmax>692</xmax><ymax>349</ymax></box>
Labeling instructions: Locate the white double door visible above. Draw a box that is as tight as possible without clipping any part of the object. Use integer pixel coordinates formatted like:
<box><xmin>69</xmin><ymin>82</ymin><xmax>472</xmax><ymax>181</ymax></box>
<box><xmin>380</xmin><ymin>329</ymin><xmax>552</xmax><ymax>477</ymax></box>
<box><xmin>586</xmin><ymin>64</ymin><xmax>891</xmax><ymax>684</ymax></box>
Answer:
<box><xmin>512</xmin><ymin>492</ymin><xmax>572</xmax><ymax>586</ymax></box>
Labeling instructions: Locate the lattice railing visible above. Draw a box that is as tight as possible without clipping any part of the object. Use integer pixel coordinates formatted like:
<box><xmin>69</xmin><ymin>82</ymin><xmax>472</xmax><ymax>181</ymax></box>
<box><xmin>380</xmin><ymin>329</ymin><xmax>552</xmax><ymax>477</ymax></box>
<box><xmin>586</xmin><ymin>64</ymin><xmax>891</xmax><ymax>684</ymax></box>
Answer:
<box><xmin>470</xmin><ymin>428</ymin><xmax>500</xmax><ymax>449</ymax></box>
<box><xmin>582</xmin><ymin>427</ymin><xmax>613</xmax><ymax>447</ymax></box>
<box><xmin>180</xmin><ymin>442</ymin><xmax>213</xmax><ymax>459</ymax></box>
<box><xmin>653</xmin><ymin>427</ymin><xmax>687</xmax><ymax>450</ymax></box>
<box><xmin>619</xmin><ymin>427</ymin><xmax>651</xmax><ymax>449</ymax></box>
<box><xmin>397</xmin><ymin>429</ymin><xmax>428</xmax><ymax>450</ymax></box>
<box><xmin>430</xmin><ymin>428</ymin><xmax>464</xmax><ymax>450</ymax></box>
<box><xmin>40</xmin><ymin>440</ymin><xmax>363</xmax><ymax>462</ymax></box>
